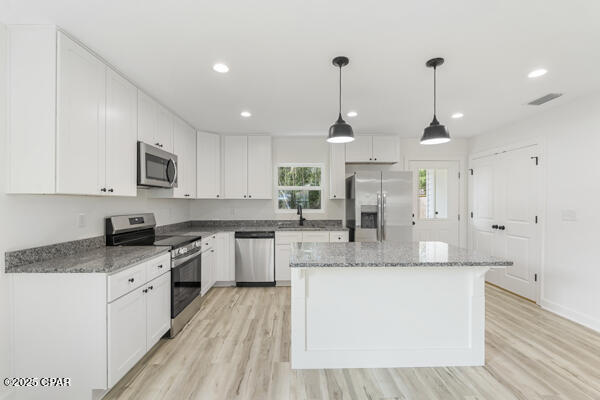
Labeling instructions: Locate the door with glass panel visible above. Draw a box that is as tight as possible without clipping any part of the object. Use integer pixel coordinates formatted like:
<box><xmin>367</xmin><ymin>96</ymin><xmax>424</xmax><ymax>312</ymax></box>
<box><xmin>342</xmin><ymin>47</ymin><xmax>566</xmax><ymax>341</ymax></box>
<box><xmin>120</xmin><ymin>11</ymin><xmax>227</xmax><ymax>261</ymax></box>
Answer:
<box><xmin>408</xmin><ymin>161</ymin><xmax>460</xmax><ymax>246</ymax></box>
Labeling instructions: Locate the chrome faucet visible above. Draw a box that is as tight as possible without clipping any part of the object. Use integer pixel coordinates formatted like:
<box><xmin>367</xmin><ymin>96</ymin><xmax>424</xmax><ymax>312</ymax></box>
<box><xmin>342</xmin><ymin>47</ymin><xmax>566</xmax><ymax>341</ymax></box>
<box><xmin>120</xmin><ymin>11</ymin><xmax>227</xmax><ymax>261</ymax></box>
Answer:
<box><xmin>297</xmin><ymin>204</ymin><xmax>306</xmax><ymax>226</ymax></box>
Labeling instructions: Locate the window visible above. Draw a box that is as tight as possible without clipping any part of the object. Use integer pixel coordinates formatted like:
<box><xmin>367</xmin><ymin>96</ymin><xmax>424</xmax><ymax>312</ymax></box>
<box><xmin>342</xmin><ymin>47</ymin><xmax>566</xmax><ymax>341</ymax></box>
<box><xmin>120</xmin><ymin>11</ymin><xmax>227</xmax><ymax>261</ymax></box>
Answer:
<box><xmin>418</xmin><ymin>168</ymin><xmax>448</xmax><ymax>219</ymax></box>
<box><xmin>276</xmin><ymin>164</ymin><xmax>323</xmax><ymax>212</ymax></box>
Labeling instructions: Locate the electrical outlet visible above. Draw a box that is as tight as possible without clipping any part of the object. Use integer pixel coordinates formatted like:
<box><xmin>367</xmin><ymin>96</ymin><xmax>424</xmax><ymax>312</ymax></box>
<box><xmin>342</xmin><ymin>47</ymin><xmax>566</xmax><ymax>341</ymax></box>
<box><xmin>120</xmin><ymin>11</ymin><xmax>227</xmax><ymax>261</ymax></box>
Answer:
<box><xmin>77</xmin><ymin>213</ymin><xmax>86</xmax><ymax>228</ymax></box>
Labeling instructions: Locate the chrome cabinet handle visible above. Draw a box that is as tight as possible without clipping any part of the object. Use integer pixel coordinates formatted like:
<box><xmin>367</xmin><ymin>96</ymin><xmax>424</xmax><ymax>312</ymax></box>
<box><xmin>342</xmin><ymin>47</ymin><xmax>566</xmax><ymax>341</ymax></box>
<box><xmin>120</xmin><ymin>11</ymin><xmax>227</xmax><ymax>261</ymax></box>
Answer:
<box><xmin>157</xmin><ymin>265</ymin><xmax>163</xmax><ymax>269</ymax></box>
<box><xmin>128</xmin><ymin>278</ymin><xmax>134</xmax><ymax>283</ymax></box>
<box><xmin>382</xmin><ymin>192</ymin><xmax>386</xmax><ymax>241</ymax></box>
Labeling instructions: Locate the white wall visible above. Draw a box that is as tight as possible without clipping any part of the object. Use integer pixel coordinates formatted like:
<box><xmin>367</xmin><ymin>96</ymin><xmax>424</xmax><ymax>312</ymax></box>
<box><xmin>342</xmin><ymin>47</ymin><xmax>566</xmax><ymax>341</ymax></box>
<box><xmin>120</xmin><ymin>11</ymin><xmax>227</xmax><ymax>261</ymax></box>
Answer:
<box><xmin>0</xmin><ymin>24</ymin><xmax>191</xmax><ymax>394</ymax></box>
<box><xmin>190</xmin><ymin>137</ymin><xmax>345</xmax><ymax>220</ymax></box>
<box><xmin>469</xmin><ymin>92</ymin><xmax>600</xmax><ymax>332</ymax></box>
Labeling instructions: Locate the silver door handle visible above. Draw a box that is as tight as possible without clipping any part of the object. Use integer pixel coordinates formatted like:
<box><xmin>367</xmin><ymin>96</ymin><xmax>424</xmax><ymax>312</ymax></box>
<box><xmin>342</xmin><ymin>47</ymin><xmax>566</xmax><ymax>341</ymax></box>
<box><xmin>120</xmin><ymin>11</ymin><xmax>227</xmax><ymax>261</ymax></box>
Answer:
<box><xmin>382</xmin><ymin>193</ymin><xmax>386</xmax><ymax>241</ymax></box>
<box><xmin>377</xmin><ymin>193</ymin><xmax>382</xmax><ymax>242</ymax></box>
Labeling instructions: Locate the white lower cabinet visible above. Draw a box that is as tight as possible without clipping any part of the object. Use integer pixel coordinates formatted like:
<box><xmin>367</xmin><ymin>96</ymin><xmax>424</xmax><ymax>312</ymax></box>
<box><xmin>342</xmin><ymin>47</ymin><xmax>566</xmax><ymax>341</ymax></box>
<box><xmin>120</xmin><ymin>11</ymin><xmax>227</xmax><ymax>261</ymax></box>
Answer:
<box><xmin>146</xmin><ymin>272</ymin><xmax>172</xmax><ymax>349</ymax></box>
<box><xmin>108</xmin><ymin>286</ymin><xmax>147</xmax><ymax>387</ymax></box>
<box><xmin>107</xmin><ymin>260</ymin><xmax>171</xmax><ymax>388</ymax></box>
<box><xmin>275</xmin><ymin>230</ymin><xmax>348</xmax><ymax>284</ymax></box>
<box><xmin>201</xmin><ymin>238</ymin><xmax>217</xmax><ymax>296</ymax></box>
<box><xmin>215</xmin><ymin>232</ymin><xmax>235</xmax><ymax>283</ymax></box>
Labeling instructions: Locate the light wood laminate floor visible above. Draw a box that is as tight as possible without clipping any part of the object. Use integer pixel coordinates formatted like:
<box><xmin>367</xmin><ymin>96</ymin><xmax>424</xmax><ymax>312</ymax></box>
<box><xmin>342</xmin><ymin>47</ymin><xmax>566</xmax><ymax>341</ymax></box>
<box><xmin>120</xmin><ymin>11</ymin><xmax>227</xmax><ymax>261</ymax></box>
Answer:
<box><xmin>105</xmin><ymin>284</ymin><xmax>600</xmax><ymax>400</ymax></box>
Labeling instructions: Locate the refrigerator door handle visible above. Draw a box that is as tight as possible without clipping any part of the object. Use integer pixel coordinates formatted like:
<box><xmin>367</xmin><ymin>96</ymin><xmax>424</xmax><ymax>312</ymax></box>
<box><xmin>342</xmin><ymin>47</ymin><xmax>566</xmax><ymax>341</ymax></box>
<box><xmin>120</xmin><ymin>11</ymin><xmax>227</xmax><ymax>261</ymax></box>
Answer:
<box><xmin>382</xmin><ymin>192</ymin><xmax>386</xmax><ymax>241</ymax></box>
<box><xmin>376</xmin><ymin>192</ymin><xmax>382</xmax><ymax>241</ymax></box>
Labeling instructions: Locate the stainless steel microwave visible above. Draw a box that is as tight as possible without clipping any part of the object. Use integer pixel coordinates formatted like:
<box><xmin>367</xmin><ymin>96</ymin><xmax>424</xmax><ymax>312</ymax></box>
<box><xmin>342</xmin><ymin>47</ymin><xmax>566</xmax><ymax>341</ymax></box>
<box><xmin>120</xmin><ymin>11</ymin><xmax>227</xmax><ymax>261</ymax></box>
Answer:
<box><xmin>137</xmin><ymin>142</ymin><xmax>178</xmax><ymax>188</ymax></box>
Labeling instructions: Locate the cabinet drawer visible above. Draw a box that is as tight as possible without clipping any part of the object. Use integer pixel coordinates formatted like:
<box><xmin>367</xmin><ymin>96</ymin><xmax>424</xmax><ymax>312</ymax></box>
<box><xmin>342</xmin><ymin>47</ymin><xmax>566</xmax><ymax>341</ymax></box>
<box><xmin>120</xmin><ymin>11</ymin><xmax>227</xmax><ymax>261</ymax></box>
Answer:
<box><xmin>108</xmin><ymin>262</ymin><xmax>147</xmax><ymax>302</ymax></box>
<box><xmin>146</xmin><ymin>253</ymin><xmax>171</xmax><ymax>282</ymax></box>
<box><xmin>301</xmin><ymin>232</ymin><xmax>330</xmax><ymax>242</ymax></box>
<box><xmin>275</xmin><ymin>231</ymin><xmax>303</xmax><ymax>245</ymax></box>
<box><xmin>329</xmin><ymin>231</ymin><xmax>349</xmax><ymax>242</ymax></box>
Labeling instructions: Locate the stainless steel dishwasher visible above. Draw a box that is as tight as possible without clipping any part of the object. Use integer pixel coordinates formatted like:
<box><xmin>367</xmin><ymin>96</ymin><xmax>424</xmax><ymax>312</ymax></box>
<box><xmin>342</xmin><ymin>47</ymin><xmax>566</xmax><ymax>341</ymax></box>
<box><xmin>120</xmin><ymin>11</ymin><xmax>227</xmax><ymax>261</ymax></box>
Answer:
<box><xmin>235</xmin><ymin>231</ymin><xmax>275</xmax><ymax>286</ymax></box>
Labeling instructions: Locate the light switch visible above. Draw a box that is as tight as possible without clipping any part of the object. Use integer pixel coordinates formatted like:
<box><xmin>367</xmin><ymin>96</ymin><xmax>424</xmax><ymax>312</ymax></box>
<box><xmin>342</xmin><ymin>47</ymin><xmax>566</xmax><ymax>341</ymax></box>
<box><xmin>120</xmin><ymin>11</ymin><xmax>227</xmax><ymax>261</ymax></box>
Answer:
<box><xmin>561</xmin><ymin>209</ymin><xmax>577</xmax><ymax>222</ymax></box>
<box><xmin>77</xmin><ymin>213</ymin><xmax>87</xmax><ymax>228</ymax></box>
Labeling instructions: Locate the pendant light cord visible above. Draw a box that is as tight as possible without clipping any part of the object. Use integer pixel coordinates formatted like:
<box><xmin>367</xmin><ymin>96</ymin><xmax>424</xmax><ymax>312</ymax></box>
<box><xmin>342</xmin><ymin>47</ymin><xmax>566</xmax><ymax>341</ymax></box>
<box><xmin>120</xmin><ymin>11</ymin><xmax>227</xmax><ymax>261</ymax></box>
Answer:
<box><xmin>433</xmin><ymin>65</ymin><xmax>437</xmax><ymax>117</ymax></box>
<box><xmin>339</xmin><ymin>65</ymin><xmax>342</xmax><ymax>116</ymax></box>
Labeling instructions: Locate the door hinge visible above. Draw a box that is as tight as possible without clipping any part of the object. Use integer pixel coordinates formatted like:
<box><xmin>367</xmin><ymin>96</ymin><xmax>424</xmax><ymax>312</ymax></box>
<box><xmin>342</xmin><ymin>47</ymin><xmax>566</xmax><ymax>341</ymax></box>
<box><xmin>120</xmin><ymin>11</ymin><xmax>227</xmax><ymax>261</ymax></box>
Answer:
<box><xmin>534</xmin><ymin>273</ymin><xmax>538</xmax><ymax>282</ymax></box>
<box><xmin>468</xmin><ymin>168</ymin><xmax>474</xmax><ymax>175</ymax></box>
<box><xmin>531</xmin><ymin>156</ymin><xmax>539</xmax><ymax>165</ymax></box>
<box><xmin>470</xmin><ymin>211</ymin><xmax>474</xmax><ymax>218</ymax></box>
<box><xmin>535</xmin><ymin>215</ymin><xmax>538</xmax><ymax>224</ymax></box>
<box><xmin>458</xmin><ymin>214</ymin><xmax>460</xmax><ymax>221</ymax></box>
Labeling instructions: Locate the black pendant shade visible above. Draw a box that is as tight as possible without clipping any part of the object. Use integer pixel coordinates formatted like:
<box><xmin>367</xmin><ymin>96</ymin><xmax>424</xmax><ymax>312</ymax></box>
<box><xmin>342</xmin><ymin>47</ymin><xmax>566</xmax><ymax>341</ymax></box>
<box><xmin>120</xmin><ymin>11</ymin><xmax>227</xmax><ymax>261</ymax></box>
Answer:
<box><xmin>421</xmin><ymin>57</ymin><xmax>451</xmax><ymax>145</ymax></box>
<box><xmin>327</xmin><ymin>56</ymin><xmax>354</xmax><ymax>143</ymax></box>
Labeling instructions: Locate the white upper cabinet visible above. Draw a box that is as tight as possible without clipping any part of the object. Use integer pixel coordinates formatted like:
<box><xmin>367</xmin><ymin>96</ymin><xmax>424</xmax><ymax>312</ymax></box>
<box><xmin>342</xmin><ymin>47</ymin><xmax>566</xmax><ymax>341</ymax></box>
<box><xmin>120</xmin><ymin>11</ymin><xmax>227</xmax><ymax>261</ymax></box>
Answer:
<box><xmin>7</xmin><ymin>26</ymin><xmax>195</xmax><ymax>196</ymax></box>
<box><xmin>137</xmin><ymin>91</ymin><xmax>159</xmax><ymax>147</ymax></box>
<box><xmin>345</xmin><ymin>135</ymin><xmax>399</xmax><ymax>163</ymax></box>
<box><xmin>371</xmin><ymin>136</ymin><xmax>399</xmax><ymax>163</ymax></box>
<box><xmin>223</xmin><ymin>135</ymin><xmax>272</xmax><ymax>199</ymax></box>
<box><xmin>172</xmin><ymin>118</ymin><xmax>196</xmax><ymax>198</ymax></box>
<box><xmin>196</xmin><ymin>131</ymin><xmax>221</xmax><ymax>199</ymax></box>
<box><xmin>345</xmin><ymin>136</ymin><xmax>372</xmax><ymax>163</ymax></box>
<box><xmin>329</xmin><ymin>144</ymin><xmax>346</xmax><ymax>199</ymax></box>
<box><xmin>56</xmin><ymin>33</ymin><xmax>107</xmax><ymax>195</ymax></box>
<box><xmin>223</xmin><ymin>136</ymin><xmax>249</xmax><ymax>199</ymax></box>
<box><xmin>137</xmin><ymin>91</ymin><xmax>174</xmax><ymax>152</ymax></box>
<box><xmin>105</xmin><ymin>68</ymin><xmax>138</xmax><ymax>197</ymax></box>
<box><xmin>157</xmin><ymin>106</ymin><xmax>174</xmax><ymax>153</ymax></box>
<box><xmin>247</xmin><ymin>136</ymin><xmax>273</xmax><ymax>199</ymax></box>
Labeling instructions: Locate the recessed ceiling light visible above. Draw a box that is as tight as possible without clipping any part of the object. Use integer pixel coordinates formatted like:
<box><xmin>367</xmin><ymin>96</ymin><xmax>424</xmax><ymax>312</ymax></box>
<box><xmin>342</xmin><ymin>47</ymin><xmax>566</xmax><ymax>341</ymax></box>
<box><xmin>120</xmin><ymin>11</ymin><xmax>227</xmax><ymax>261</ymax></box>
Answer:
<box><xmin>528</xmin><ymin>68</ymin><xmax>547</xmax><ymax>78</ymax></box>
<box><xmin>213</xmin><ymin>63</ymin><xmax>229</xmax><ymax>73</ymax></box>
<box><xmin>451</xmin><ymin>112</ymin><xmax>464</xmax><ymax>119</ymax></box>
<box><xmin>240</xmin><ymin>111</ymin><xmax>252</xmax><ymax>118</ymax></box>
<box><xmin>347</xmin><ymin>111</ymin><xmax>358</xmax><ymax>118</ymax></box>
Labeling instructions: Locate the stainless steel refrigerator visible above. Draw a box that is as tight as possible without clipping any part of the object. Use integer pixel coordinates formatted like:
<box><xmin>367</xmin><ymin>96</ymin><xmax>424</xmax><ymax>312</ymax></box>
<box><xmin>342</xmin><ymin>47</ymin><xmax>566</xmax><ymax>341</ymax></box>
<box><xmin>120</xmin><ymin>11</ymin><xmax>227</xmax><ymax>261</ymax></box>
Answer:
<box><xmin>345</xmin><ymin>171</ymin><xmax>413</xmax><ymax>242</ymax></box>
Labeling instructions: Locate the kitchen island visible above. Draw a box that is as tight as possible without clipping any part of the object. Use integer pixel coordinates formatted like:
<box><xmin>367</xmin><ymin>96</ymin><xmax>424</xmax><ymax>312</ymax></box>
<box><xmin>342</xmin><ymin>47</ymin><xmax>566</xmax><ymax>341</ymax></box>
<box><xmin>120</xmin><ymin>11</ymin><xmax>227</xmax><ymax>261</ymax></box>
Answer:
<box><xmin>289</xmin><ymin>241</ymin><xmax>512</xmax><ymax>369</ymax></box>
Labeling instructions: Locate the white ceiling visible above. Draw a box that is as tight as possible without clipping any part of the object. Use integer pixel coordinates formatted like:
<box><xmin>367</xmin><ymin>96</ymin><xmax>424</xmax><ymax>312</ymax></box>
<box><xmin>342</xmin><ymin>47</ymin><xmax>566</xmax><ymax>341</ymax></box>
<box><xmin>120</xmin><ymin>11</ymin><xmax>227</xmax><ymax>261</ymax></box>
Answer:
<box><xmin>2</xmin><ymin>0</ymin><xmax>600</xmax><ymax>138</ymax></box>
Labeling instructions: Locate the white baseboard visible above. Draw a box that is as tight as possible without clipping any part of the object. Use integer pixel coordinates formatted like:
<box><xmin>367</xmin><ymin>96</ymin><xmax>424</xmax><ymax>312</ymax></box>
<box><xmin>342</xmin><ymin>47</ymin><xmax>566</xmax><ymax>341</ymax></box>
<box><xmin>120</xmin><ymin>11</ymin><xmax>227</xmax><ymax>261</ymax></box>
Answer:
<box><xmin>540</xmin><ymin>297</ymin><xmax>600</xmax><ymax>333</ymax></box>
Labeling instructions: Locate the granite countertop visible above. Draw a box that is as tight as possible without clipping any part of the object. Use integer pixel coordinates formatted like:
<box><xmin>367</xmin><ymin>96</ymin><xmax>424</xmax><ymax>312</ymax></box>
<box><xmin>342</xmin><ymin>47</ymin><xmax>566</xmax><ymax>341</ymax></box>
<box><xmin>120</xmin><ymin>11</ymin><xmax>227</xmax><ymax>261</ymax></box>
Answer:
<box><xmin>6</xmin><ymin>246</ymin><xmax>170</xmax><ymax>274</ymax></box>
<box><xmin>169</xmin><ymin>225</ymin><xmax>348</xmax><ymax>237</ymax></box>
<box><xmin>289</xmin><ymin>241</ymin><xmax>513</xmax><ymax>268</ymax></box>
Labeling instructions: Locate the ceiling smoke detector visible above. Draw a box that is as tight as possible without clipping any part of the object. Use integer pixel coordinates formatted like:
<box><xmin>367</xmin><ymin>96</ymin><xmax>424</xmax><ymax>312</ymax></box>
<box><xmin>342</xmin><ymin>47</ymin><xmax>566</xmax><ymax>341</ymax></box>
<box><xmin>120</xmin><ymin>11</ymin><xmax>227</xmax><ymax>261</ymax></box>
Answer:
<box><xmin>528</xmin><ymin>93</ymin><xmax>563</xmax><ymax>106</ymax></box>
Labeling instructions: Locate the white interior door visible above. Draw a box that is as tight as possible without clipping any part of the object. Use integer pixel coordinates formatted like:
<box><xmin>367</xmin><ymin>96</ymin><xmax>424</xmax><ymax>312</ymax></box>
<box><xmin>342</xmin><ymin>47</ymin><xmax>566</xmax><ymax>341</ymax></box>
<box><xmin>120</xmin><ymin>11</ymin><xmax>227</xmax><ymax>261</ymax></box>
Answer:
<box><xmin>470</xmin><ymin>146</ymin><xmax>541</xmax><ymax>301</ymax></box>
<box><xmin>409</xmin><ymin>160</ymin><xmax>460</xmax><ymax>246</ymax></box>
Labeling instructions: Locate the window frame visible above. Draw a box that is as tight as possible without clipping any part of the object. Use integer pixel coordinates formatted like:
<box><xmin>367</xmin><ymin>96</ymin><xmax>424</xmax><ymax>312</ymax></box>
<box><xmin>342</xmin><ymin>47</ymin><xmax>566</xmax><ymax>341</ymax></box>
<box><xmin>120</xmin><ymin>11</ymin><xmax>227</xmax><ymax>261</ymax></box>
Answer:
<box><xmin>274</xmin><ymin>163</ymin><xmax>326</xmax><ymax>214</ymax></box>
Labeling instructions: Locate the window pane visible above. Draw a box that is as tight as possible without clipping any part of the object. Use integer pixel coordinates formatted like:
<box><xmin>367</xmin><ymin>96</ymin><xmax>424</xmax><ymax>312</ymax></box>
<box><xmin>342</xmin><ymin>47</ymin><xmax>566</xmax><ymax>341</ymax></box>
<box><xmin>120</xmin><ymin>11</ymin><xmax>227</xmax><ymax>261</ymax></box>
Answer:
<box><xmin>277</xmin><ymin>190</ymin><xmax>321</xmax><ymax>210</ymax></box>
<box><xmin>418</xmin><ymin>168</ymin><xmax>448</xmax><ymax>219</ymax></box>
<box><xmin>277</xmin><ymin>166</ymin><xmax>321</xmax><ymax>187</ymax></box>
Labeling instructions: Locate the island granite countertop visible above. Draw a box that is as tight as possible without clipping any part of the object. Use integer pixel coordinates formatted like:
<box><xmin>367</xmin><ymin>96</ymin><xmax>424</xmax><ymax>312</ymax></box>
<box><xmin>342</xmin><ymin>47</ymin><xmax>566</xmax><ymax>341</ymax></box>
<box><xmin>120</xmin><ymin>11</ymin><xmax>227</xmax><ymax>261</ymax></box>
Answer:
<box><xmin>6</xmin><ymin>246</ymin><xmax>170</xmax><ymax>274</ymax></box>
<box><xmin>289</xmin><ymin>241</ymin><xmax>513</xmax><ymax>268</ymax></box>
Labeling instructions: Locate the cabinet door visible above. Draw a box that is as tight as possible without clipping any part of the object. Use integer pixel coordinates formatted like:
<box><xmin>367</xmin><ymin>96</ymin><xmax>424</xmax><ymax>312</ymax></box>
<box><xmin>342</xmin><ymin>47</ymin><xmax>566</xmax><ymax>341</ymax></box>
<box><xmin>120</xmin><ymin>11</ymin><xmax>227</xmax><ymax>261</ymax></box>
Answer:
<box><xmin>108</xmin><ymin>287</ymin><xmax>146</xmax><ymax>387</ymax></box>
<box><xmin>173</xmin><ymin>118</ymin><xmax>196</xmax><ymax>198</ymax></box>
<box><xmin>275</xmin><ymin>244</ymin><xmax>292</xmax><ymax>282</ymax></box>
<box><xmin>302</xmin><ymin>231</ymin><xmax>330</xmax><ymax>242</ymax></box>
<box><xmin>137</xmin><ymin>91</ymin><xmax>158</xmax><ymax>146</ymax></box>
<box><xmin>345</xmin><ymin>136</ymin><xmax>373</xmax><ymax>162</ymax></box>
<box><xmin>372</xmin><ymin>136</ymin><xmax>399</xmax><ymax>163</ymax></box>
<box><xmin>197</xmin><ymin>132</ymin><xmax>221</xmax><ymax>199</ymax></box>
<box><xmin>329</xmin><ymin>231</ymin><xmax>349</xmax><ymax>242</ymax></box>
<box><xmin>56</xmin><ymin>33</ymin><xmax>106</xmax><ymax>195</ymax></box>
<box><xmin>146</xmin><ymin>272</ymin><xmax>171</xmax><ymax>350</ymax></box>
<box><xmin>201</xmin><ymin>251</ymin><xmax>211</xmax><ymax>296</ymax></box>
<box><xmin>156</xmin><ymin>106</ymin><xmax>174</xmax><ymax>152</ymax></box>
<box><xmin>223</xmin><ymin>136</ymin><xmax>248</xmax><ymax>199</ymax></box>
<box><xmin>247</xmin><ymin>136</ymin><xmax>272</xmax><ymax>199</ymax></box>
<box><xmin>105</xmin><ymin>68</ymin><xmax>137</xmax><ymax>196</ymax></box>
<box><xmin>329</xmin><ymin>144</ymin><xmax>346</xmax><ymax>199</ymax></box>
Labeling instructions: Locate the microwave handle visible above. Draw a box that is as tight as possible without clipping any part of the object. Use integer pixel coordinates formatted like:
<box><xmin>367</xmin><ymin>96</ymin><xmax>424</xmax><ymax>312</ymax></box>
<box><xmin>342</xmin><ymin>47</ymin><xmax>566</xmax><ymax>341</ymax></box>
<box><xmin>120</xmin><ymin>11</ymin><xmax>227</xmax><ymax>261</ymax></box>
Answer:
<box><xmin>167</xmin><ymin>158</ymin><xmax>177</xmax><ymax>186</ymax></box>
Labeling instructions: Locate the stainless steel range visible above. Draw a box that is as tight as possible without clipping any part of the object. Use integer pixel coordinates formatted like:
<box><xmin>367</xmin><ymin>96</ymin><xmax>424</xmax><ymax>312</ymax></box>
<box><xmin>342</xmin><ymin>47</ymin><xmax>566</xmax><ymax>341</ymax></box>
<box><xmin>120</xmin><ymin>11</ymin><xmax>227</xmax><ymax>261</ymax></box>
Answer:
<box><xmin>105</xmin><ymin>213</ymin><xmax>206</xmax><ymax>337</ymax></box>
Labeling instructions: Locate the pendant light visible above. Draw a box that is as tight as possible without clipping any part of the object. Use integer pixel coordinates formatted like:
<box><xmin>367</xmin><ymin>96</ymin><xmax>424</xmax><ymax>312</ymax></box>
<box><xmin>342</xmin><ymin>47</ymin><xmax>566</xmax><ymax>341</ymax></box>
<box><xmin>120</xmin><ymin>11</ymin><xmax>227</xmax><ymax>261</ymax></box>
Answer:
<box><xmin>327</xmin><ymin>56</ymin><xmax>355</xmax><ymax>143</ymax></box>
<box><xmin>420</xmin><ymin>57</ymin><xmax>451</xmax><ymax>145</ymax></box>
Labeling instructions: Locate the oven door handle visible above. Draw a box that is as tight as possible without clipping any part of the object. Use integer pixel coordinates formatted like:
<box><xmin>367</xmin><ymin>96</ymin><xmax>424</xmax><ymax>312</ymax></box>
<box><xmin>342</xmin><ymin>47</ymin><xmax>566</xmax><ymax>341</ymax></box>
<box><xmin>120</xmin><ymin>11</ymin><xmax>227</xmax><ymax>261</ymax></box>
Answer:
<box><xmin>172</xmin><ymin>249</ymin><xmax>203</xmax><ymax>268</ymax></box>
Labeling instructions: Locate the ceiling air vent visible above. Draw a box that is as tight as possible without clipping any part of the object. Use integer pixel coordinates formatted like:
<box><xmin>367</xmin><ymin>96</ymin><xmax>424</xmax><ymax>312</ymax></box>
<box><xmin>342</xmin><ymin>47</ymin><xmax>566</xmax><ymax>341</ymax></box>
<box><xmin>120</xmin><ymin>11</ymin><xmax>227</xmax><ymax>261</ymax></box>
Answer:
<box><xmin>528</xmin><ymin>93</ymin><xmax>563</xmax><ymax>106</ymax></box>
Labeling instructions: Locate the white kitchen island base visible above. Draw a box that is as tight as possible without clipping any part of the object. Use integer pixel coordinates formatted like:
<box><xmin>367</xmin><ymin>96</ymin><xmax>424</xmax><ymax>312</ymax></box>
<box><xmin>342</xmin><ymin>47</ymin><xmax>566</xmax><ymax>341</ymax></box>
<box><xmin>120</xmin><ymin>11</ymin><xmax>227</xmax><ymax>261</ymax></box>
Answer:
<box><xmin>291</xmin><ymin>266</ymin><xmax>490</xmax><ymax>369</ymax></box>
